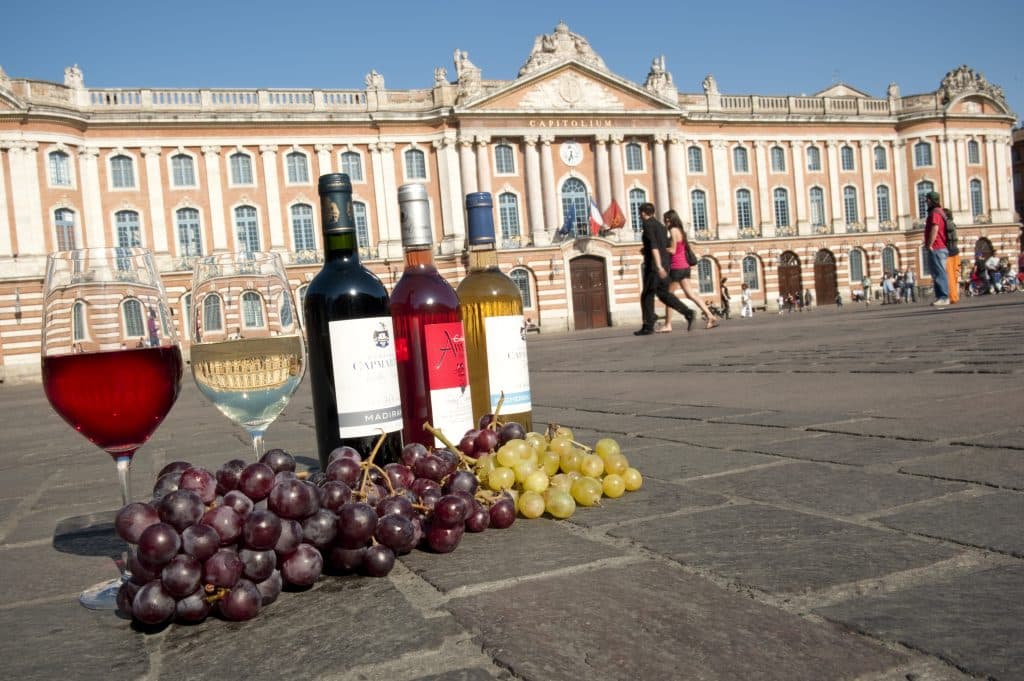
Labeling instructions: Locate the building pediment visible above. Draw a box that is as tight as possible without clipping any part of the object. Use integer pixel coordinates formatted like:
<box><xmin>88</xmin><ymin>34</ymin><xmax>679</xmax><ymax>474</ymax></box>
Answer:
<box><xmin>460</xmin><ymin>62</ymin><xmax>678</xmax><ymax>114</ymax></box>
<box><xmin>813</xmin><ymin>83</ymin><xmax>873</xmax><ymax>99</ymax></box>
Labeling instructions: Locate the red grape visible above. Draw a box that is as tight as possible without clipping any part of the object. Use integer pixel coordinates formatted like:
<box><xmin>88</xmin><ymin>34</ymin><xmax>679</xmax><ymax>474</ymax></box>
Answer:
<box><xmin>132</xmin><ymin>581</ymin><xmax>176</xmax><ymax>625</ymax></box>
<box><xmin>161</xmin><ymin>554</ymin><xmax>202</xmax><ymax>599</ymax></box>
<box><xmin>219</xmin><ymin>579</ymin><xmax>261</xmax><ymax>621</ymax></box>
<box><xmin>281</xmin><ymin>544</ymin><xmax>323</xmax><ymax>587</ymax></box>
<box><xmin>260</xmin><ymin>448</ymin><xmax>296</xmax><ymax>473</ymax></box>
<box><xmin>242</xmin><ymin>509</ymin><xmax>282</xmax><ymax>551</ymax></box>
<box><xmin>181</xmin><ymin>523</ymin><xmax>220</xmax><ymax>562</ymax></box>
<box><xmin>115</xmin><ymin>501</ymin><xmax>160</xmax><ymax>544</ymax></box>
<box><xmin>137</xmin><ymin>522</ymin><xmax>181</xmax><ymax>567</ymax></box>
<box><xmin>238</xmin><ymin>463</ymin><xmax>275</xmax><ymax>502</ymax></box>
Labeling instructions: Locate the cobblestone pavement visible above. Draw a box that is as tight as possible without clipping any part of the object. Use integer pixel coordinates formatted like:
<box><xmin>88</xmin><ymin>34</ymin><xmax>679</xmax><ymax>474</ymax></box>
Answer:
<box><xmin>1</xmin><ymin>294</ymin><xmax>1021</xmax><ymax>681</ymax></box>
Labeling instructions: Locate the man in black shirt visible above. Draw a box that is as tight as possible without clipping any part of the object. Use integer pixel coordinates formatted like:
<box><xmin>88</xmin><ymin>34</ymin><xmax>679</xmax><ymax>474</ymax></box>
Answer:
<box><xmin>635</xmin><ymin>202</ymin><xmax>695</xmax><ymax>335</ymax></box>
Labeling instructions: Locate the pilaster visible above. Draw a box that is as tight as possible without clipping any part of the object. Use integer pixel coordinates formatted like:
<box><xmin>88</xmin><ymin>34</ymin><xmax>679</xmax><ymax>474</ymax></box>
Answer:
<box><xmin>142</xmin><ymin>147</ymin><xmax>169</xmax><ymax>254</ymax></box>
<box><xmin>259</xmin><ymin>144</ymin><xmax>285</xmax><ymax>251</ymax></box>
<box><xmin>202</xmin><ymin>146</ymin><xmax>228</xmax><ymax>251</ymax></box>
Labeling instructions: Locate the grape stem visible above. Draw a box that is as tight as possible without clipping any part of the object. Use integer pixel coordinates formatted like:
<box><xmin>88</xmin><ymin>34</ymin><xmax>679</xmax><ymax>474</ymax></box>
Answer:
<box><xmin>359</xmin><ymin>430</ymin><xmax>387</xmax><ymax>498</ymax></box>
<box><xmin>569</xmin><ymin>439</ymin><xmax>593</xmax><ymax>453</ymax></box>
<box><xmin>203</xmin><ymin>585</ymin><xmax>229</xmax><ymax>604</ymax></box>
<box><xmin>423</xmin><ymin>422</ymin><xmax>479</xmax><ymax>468</ymax></box>
<box><xmin>490</xmin><ymin>392</ymin><xmax>506</xmax><ymax>429</ymax></box>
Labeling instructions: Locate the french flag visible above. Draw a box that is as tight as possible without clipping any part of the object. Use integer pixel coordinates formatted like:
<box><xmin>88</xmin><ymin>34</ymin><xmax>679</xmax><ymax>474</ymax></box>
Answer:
<box><xmin>588</xmin><ymin>198</ymin><xmax>603</xmax><ymax>236</ymax></box>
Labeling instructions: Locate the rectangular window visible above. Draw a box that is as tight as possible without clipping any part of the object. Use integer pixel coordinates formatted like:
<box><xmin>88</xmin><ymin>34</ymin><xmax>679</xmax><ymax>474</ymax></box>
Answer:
<box><xmin>286</xmin><ymin>152</ymin><xmax>309</xmax><ymax>184</ymax></box>
<box><xmin>495</xmin><ymin>145</ymin><xmax>516</xmax><ymax>174</ymax></box>
<box><xmin>291</xmin><ymin>204</ymin><xmax>316</xmax><ymax>251</ymax></box>
<box><xmin>231</xmin><ymin>153</ymin><xmax>254</xmax><ymax>185</ymax></box>
<box><xmin>914</xmin><ymin>142</ymin><xmax>932</xmax><ymax>167</ymax></box>
<box><xmin>733</xmin><ymin>147</ymin><xmax>749</xmax><ymax>173</ymax></box>
<box><xmin>967</xmin><ymin>140</ymin><xmax>980</xmax><ymax>164</ymax></box>
<box><xmin>809</xmin><ymin>188</ymin><xmax>825</xmax><ymax>227</ymax></box>
<box><xmin>687</xmin><ymin>146</ymin><xmax>704</xmax><ymax>173</ymax></box>
<box><xmin>340</xmin><ymin>152</ymin><xmax>364</xmax><ymax>181</ymax></box>
<box><xmin>841</xmin><ymin>146</ymin><xmax>855</xmax><ymax>171</ymax></box>
<box><xmin>876</xmin><ymin>187</ymin><xmax>891</xmax><ymax>222</ymax></box>
<box><xmin>172</xmin><ymin>155</ymin><xmax>196</xmax><ymax>187</ymax></box>
<box><xmin>806</xmin><ymin>146</ymin><xmax>821</xmax><ymax>172</ymax></box>
<box><xmin>770</xmin><ymin>146</ymin><xmax>786</xmax><ymax>172</ymax></box>
<box><xmin>405</xmin><ymin>149</ymin><xmax>426</xmax><ymax>179</ymax></box>
<box><xmin>110</xmin><ymin>156</ymin><xmax>135</xmax><ymax>188</ymax></box>
<box><xmin>625</xmin><ymin>143</ymin><xmax>643</xmax><ymax>172</ymax></box>
<box><xmin>736</xmin><ymin>190</ymin><xmax>752</xmax><ymax>228</ymax></box>
<box><xmin>176</xmin><ymin>208</ymin><xmax>202</xmax><ymax>256</ymax></box>
<box><xmin>874</xmin><ymin>146</ymin><xmax>887</xmax><ymax>170</ymax></box>
<box><xmin>49</xmin><ymin>152</ymin><xmax>71</xmax><ymax>186</ymax></box>
<box><xmin>353</xmin><ymin>202</ymin><xmax>370</xmax><ymax>250</ymax></box>
<box><xmin>55</xmin><ymin>209</ymin><xmax>76</xmax><ymax>251</ymax></box>
<box><xmin>691</xmin><ymin>191</ymin><xmax>707</xmax><ymax>230</ymax></box>
<box><xmin>498</xmin><ymin>193</ymin><xmax>521</xmax><ymax>241</ymax></box>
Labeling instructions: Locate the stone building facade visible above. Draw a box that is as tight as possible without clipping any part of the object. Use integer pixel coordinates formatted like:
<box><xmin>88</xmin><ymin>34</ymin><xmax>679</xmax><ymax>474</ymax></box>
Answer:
<box><xmin>0</xmin><ymin>22</ymin><xmax>1019</xmax><ymax>380</ymax></box>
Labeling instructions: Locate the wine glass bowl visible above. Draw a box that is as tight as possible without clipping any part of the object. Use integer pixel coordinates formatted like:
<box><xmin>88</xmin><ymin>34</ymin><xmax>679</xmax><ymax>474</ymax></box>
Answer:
<box><xmin>41</xmin><ymin>247</ymin><xmax>183</xmax><ymax>609</ymax></box>
<box><xmin>189</xmin><ymin>251</ymin><xmax>306</xmax><ymax>459</ymax></box>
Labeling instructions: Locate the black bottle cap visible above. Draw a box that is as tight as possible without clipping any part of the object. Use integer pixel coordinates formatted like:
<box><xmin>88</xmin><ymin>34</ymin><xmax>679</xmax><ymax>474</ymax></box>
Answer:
<box><xmin>466</xmin><ymin>192</ymin><xmax>495</xmax><ymax>246</ymax></box>
<box><xmin>318</xmin><ymin>173</ymin><xmax>354</xmax><ymax>234</ymax></box>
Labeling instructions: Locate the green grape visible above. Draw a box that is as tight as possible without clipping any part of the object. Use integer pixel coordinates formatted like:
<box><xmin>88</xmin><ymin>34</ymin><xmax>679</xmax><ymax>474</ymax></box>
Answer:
<box><xmin>513</xmin><ymin>459</ymin><xmax>537</xmax><ymax>484</ymax></box>
<box><xmin>550</xmin><ymin>473</ymin><xmax>573</xmax><ymax>491</ymax></box>
<box><xmin>522</xmin><ymin>469</ymin><xmax>549</xmax><ymax>493</ymax></box>
<box><xmin>602</xmin><ymin>473</ymin><xmax>626</xmax><ymax>498</ymax></box>
<box><xmin>559</xmin><ymin>450</ymin><xmax>582</xmax><ymax>473</ymax></box>
<box><xmin>594</xmin><ymin>437</ymin><xmax>621</xmax><ymax>461</ymax></box>
<box><xmin>488</xmin><ymin>466</ymin><xmax>516</xmax><ymax>491</ymax></box>
<box><xmin>495</xmin><ymin>445</ymin><xmax>520</xmax><ymax>468</ymax></box>
<box><xmin>539</xmin><ymin>450</ymin><xmax>561</xmax><ymax>476</ymax></box>
<box><xmin>548</xmin><ymin>436</ymin><xmax>573</xmax><ymax>457</ymax></box>
<box><xmin>623</xmin><ymin>467</ymin><xmax>643</xmax><ymax>491</ymax></box>
<box><xmin>579</xmin><ymin>453</ymin><xmax>605</xmax><ymax>478</ymax></box>
<box><xmin>553</xmin><ymin>426</ymin><xmax>574</xmax><ymax>441</ymax></box>
<box><xmin>526</xmin><ymin>432</ymin><xmax>547</xmax><ymax>454</ymax></box>
<box><xmin>505</xmin><ymin>439</ymin><xmax>531</xmax><ymax>460</ymax></box>
<box><xmin>475</xmin><ymin>454</ymin><xmax>496</xmax><ymax>482</ymax></box>
<box><xmin>518</xmin><ymin>490</ymin><xmax>545</xmax><ymax>518</ymax></box>
<box><xmin>571</xmin><ymin>476</ymin><xmax>603</xmax><ymax>507</ymax></box>
<box><xmin>604</xmin><ymin>452</ymin><xmax>628</xmax><ymax>476</ymax></box>
<box><xmin>544</xmin><ymin>488</ymin><xmax>576</xmax><ymax>519</ymax></box>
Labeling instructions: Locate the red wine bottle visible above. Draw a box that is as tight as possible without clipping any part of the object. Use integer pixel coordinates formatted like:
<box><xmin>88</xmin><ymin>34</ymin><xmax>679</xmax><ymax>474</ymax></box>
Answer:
<box><xmin>304</xmin><ymin>173</ymin><xmax>403</xmax><ymax>468</ymax></box>
<box><xmin>389</xmin><ymin>183</ymin><xmax>474</xmax><ymax>448</ymax></box>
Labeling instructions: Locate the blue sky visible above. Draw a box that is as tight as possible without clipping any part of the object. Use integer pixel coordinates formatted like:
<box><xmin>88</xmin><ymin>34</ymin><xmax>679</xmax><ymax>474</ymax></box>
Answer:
<box><xmin>2</xmin><ymin>0</ymin><xmax>1021</xmax><ymax>123</ymax></box>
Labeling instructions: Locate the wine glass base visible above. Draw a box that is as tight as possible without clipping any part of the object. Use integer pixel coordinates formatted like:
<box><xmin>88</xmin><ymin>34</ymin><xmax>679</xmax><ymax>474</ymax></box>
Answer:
<box><xmin>79</xmin><ymin>576</ymin><xmax>125</xmax><ymax>611</ymax></box>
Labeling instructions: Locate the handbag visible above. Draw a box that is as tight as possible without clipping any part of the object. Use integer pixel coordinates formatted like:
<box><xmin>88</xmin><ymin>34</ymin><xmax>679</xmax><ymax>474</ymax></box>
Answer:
<box><xmin>684</xmin><ymin>241</ymin><xmax>698</xmax><ymax>267</ymax></box>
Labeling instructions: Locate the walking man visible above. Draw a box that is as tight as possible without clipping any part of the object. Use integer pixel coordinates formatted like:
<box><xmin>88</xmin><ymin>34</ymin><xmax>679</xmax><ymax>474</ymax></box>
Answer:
<box><xmin>924</xmin><ymin>191</ymin><xmax>950</xmax><ymax>306</ymax></box>
<box><xmin>635</xmin><ymin>203</ymin><xmax>695</xmax><ymax>335</ymax></box>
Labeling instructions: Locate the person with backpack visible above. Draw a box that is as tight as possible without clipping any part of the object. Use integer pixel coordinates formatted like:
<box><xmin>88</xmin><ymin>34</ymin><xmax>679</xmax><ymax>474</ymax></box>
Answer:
<box><xmin>924</xmin><ymin>191</ymin><xmax>950</xmax><ymax>306</ymax></box>
<box><xmin>944</xmin><ymin>208</ymin><xmax>961</xmax><ymax>304</ymax></box>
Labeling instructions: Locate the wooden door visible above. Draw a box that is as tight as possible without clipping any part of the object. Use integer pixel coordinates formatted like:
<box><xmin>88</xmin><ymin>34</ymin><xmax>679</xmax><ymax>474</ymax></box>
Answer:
<box><xmin>813</xmin><ymin>250</ymin><xmax>838</xmax><ymax>304</ymax></box>
<box><xmin>570</xmin><ymin>256</ymin><xmax>609</xmax><ymax>330</ymax></box>
<box><xmin>777</xmin><ymin>251</ymin><xmax>802</xmax><ymax>300</ymax></box>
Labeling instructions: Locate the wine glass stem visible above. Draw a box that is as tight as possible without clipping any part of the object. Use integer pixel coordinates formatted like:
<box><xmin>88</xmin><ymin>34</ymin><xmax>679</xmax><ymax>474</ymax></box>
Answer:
<box><xmin>251</xmin><ymin>433</ymin><xmax>265</xmax><ymax>461</ymax></box>
<box><xmin>115</xmin><ymin>455</ymin><xmax>132</xmax><ymax>507</ymax></box>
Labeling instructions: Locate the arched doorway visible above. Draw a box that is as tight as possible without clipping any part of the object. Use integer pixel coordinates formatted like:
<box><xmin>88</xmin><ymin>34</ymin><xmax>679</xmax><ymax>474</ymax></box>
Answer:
<box><xmin>813</xmin><ymin>249</ymin><xmax>838</xmax><ymax>304</ymax></box>
<box><xmin>570</xmin><ymin>255</ymin><xmax>609</xmax><ymax>329</ymax></box>
<box><xmin>777</xmin><ymin>251</ymin><xmax>802</xmax><ymax>300</ymax></box>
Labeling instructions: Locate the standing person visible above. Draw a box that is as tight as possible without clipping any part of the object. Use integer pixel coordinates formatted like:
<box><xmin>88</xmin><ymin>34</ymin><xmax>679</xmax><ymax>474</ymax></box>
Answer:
<box><xmin>835</xmin><ymin>291</ymin><xmax>843</xmax><ymax>308</ymax></box>
<box><xmin>634</xmin><ymin>203</ymin><xmax>696</xmax><ymax>335</ymax></box>
<box><xmin>777</xmin><ymin>294</ymin><xmax>784</xmax><ymax>314</ymax></box>
<box><xmin>719</xmin><ymin>277</ymin><xmax>731</xmax><ymax>320</ymax></box>
<box><xmin>905</xmin><ymin>267</ymin><xmax>916</xmax><ymax>302</ymax></box>
<box><xmin>146</xmin><ymin>307</ymin><xmax>160</xmax><ymax>347</ymax></box>
<box><xmin>804</xmin><ymin>288</ymin><xmax>813</xmax><ymax>310</ymax></box>
<box><xmin>924</xmin><ymin>191</ymin><xmax>950</xmax><ymax>306</ymax></box>
<box><xmin>659</xmin><ymin>209</ymin><xmax>718</xmax><ymax>331</ymax></box>
<box><xmin>741</xmin><ymin>283</ymin><xmax>753</xmax><ymax>317</ymax></box>
<box><xmin>943</xmin><ymin>208</ymin><xmax>961</xmax><ymax>304</ymax></box>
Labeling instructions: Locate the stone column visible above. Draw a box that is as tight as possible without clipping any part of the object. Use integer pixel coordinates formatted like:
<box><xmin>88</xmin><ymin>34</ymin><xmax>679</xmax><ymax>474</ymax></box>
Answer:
<box><xmin>74</xmin><ymin>147</ymin><xmax>104</xmax><ymax>249</ymax></box>
<box><xmin>859</xmin><ymin>140</ymin><xmax>874</xmax><ymax>226</ymax></box>
<box><xmin>985</xmin><ymin>136</ymin><xmax>999</xmax><ymax>220</ymax></box>
<box><xmin>710</xmin><ymin>139</ymin><xmax>732</xmax><ymax>239</ymax></box>
<box><xmin>475</xmin><ymin>135</ymin><xmax>491</xmax><ymax>195</ymax></box>
<box><xmin>539</xmin><ymin>135</ymin><xmax>557</xmax><ymax>232</ymax></box>
<box><xmin>673</xmin><ymin>137</ymin><xmax>691</xmax><ymax>232</ymax></box>
<box><xmin>314</xmin><ymin>143</ymin><xmax>333</xmax><ymax>176</ymax></box>
<box><xmin>433</xmin><ymin>133</ymin><xmax>464</xmax><ymax>255</ymax></box>
<box><xmin>826</xmin><ymin>141</ymin><xmax>842</xmax><ymax>228</ymax></box>
<box><xmin>0</xmin><ymin>143</ymin><xmax>13</xmax><ymax>256</ymax></box>
<box><xmin>792</xmin><ymin>141</ymin><xmax>808</xmax><ymax>232</ymax></box>
<box><xmin>942</xmin><ymin>136</ymin><xmax>959</xmax><ymax>215</ymax></box>
<box><xmin>893</xmin><ymin>140</ymin><xmax>910</xmax><ymax>228</ymax></box>
<box><xmin>459</xmin><ymin>137</ymin><xmax>478</xmax><ymax>197</ymax></box>
<box><xmin>937</xmin><ymin>135</ymin><xmax>952</xmax><ymax>212</ymax></box>
<box><xmin>259</xmin><ymin>144</ymin><xmax>286</xmax><ymax>251</ymax></box>
<box><xmin>652</xmin><ymin>135</ymin><xmax>669</xmax><ymax>212</ymax></box>
<box><xmin>609</xmin><ymin>135</ymin><xmax>626</xmax><ymax>214</ymax></box>
<box><xmin>376</xmin><ymin>142</ymin><xmax>402</xmax><ymax>259</ymax></box>
<box><xmin>594</xmin><ymin>134</ymin><xmax>611</xmax><ymax>211</ymax></box>
<box><xmin>202</xmin><ymin>146</ymin><xmax>228</xmax><ymax>252</ymax></box>
<box><xmin>753</xmin><ymin>141</ymin><xmax>769</xmax><ymax>229</ymax></box>
<box><xmin>523</xmin><ymin>136</ymin><xmax>548</xmax><ymax>245</ymax></box>
<box><xmin>7</xmin><ymin>142</ymin><xmax>45</xmax><ymax>256</ymax></box>
<box><xmin>954</xmin><ymin>137</ymin><xmax>969</xmax><ymax>221</ymax></box>
<box><xmin>142</xmin><ymin>147</ymin><xmax>169</xmax><ymax>254</ymax></box>
<box><xmin>666</xmin><ymin>135</ymin><xmax>685</xmax><ymax>217</ymax></box>
<box><xmin>994</xmin><ymin>135</ymin><xmax>1011</xmax><ymax>221</ymax></box>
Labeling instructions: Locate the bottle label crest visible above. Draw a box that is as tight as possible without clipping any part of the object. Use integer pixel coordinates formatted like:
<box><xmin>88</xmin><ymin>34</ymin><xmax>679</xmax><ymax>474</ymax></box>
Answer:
<box><xmin>483</xmin><ymin>315</ymin><xmax>532</xmax><ymax>411</ymax></box>
<box><xmin>329</xmin><ymin>317</ymin><xmax>403</xmax><ymax>437</ymax></box>
<box><xmin>424</xmin><ymin>321</ymin><xmax>474</xmax><ymax>446</ymax></box>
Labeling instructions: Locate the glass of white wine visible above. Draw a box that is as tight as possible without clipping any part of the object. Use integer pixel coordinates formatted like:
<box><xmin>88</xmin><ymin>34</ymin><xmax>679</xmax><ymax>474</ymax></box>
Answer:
<box><xmin>190</xmin><ymin>251</ymin><xmax>306</xmax><ymax>458</ymax></box>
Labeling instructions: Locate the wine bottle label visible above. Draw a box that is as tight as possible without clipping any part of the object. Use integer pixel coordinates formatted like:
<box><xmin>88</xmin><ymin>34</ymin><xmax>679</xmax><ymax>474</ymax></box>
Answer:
<box><xmin>483</xmin><ymin>315</ymin><xmax>532</xmax><ymax>411</ymax></box>
<box><xmin>423</xmin><ymin>321</ymin><xmax>474</xmax><ymax>446</ymax></box>
<box><xmin>328</xmin><ymin>317</ymin><xmax>403</xmax><ymax>437</ymax></box>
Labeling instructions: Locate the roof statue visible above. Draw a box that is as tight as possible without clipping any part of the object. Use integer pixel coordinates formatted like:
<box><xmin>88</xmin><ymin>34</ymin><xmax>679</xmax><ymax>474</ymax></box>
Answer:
<box><xmin>940</xmin><ymin>65</ymin><xmax>1005</xmax><ymax>105</ymax></box>
<box><xmin>643</xmin><ymin>55</ymin><xmax>676</xmax><ymax>99</ymax></box>
<box><xmin>63</xmin><ymin>64</ymin><xmax>84</xmax><ymax>89</ymax></box>
<box><xmin>518</xmin><ymin>21</ymin><xmax>608</xmax><ymax>77</ymax></box>
<box><xmin>0</xmin><ymin>65</ymin><xmax>9</xmax><ymax>90</ymax></box>
<box><xmin>433</xmin><ymin>66</ymin><xmax>448</xmax><ymax>88</ymax></box>
<box><xmin>702</xmin><ymin>74</ymin><xmax>720</xmax><ymax>96</ymax></box>
<box><xmin>886</xmin><ymin>82</ymin><xmax>900</xmax><ymax>99</ymax></box>
<box><xmin>364</xmin><ymin>69</ymin><xmax>385</xmax><ymax>90</ymax></box>
<box><xmin>453</xmin><ymin>49</ymin><xmax>482</xmax><ymax>102</ymax></box>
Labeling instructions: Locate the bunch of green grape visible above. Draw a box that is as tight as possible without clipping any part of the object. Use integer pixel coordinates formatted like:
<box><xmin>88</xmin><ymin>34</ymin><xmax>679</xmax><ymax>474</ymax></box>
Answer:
<box><xmin>472</xmin><ymin>425</ymin><xmax>643</xmax><ymax>520</ymax></box>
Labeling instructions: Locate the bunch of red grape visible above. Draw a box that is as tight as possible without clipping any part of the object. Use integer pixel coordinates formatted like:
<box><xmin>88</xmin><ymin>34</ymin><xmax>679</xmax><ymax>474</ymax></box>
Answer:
<box><xmin>115</xmin><ymin>440</ymin><xmax>516</xmax><ymax>626</ymax></box>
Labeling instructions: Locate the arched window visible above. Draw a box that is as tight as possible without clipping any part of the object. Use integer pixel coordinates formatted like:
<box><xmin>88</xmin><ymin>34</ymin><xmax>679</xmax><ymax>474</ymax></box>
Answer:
<box><xmin>55</xmin><ymin>209</ymin><xmax>76</xmax><ymax>251</ymax></box>
<box><xmin>49</xmin><ymin>151</ymin><xmax>71</xmax><ymax>186</ymax></box>
<box><xmin>340</xmin><ymin>151</ymin><xmax>363</xmax><ymax>181</ymax></box>
<box><xmin>171</xmin><ymin>154</ymin><xmax>196</xmax><ymax>187</ymax></box>
<box><xmin>560</xmin><ymin>178</ymin><xmax>589</xmax><ymax>237</ymax></box>
<box><xmin>495</xmin><ymin>144</ymin><xmax>515</xmax><ymax>174</ymax></box>
<box><xmin>123</xmin><ymin>299</ymin><xmax>144</xmax><ymax>338</ymax></box>
<box><xmin>967</xmin><ymin>140</ymin><xmax>980</xmax><ymax>164</ymax></box>
<box><xmin>286</xmin><ymin>151</ymin><xmax>309</xmax><ymax>184</ymax></box>
<box><xmin>809</xmin><ymin>187</ymin><xmax>826</xmax><ymax>227</ymax></box>
<box><xmin>116</xmin><ymin>210</ymin><xmax>141</xmax><ymax>247</ymax></box>
<box><xmin>353</xmin><ymin>201</ymin><xmax>370</xmax><ymax>250</ymax></box>
<box><xmin>736</xmin><ymin>189</ymin><xmax>752</xmax><ymax>228</ymax></box>
<box><xmin>840</xmin><ymin>145</ymin><xmax>855</xmax><ymax>171</ymax></box>
<box><xmin>697</xmin><ymin>258</ymin><xmax>714</xmax><ymax>294</ymax></box>
<box><xmin>733</xmin><ymin>146</ymin><xmax>749</xmax><ymax>173</ymax></box>
<box><xmin>849</xmin><ymin>249</ymin><xmax>864</xmax><ymax>282</ymax></box>
<box><xmin>970</xmin><ymin>179</ymin><xmax>984</xmax><ymax>217</ymax></box>
<box><xmin>916</xmin><ymin>181</ymin><xmax>935</xmax><ymax>218</ymax></box>
<box><xmin>843</xmin><ymin>186</ymin><xmax>859</xmax><ymax>224</ymax></box>
<box><xmin>691</xmin><ymin>190</ymin><xmax>708</xmax><ymax>231</ymax></box>
<box><xmin>509</xmin><ymin>268</ymin><xmax>532</xmax><ymax>308</ymax></box>
<box><xmin>625</xmin><ymin>143</ymin><xmax>643</xmax><ymax>171</ymax></box>
<box><xmin>874</xmin><ymin>145</ymin><xmax>887</xmax><ymax>170</ymax></box>
<box><xmin>742</xmin><ymin>256</ymin><xmax>760</xmax><ymax>290</ymax></box>
<box><xmin>291</xmin><ymin>203</ymin><xmax>315</xmax><ymax>251</ymax></box>
<box><xmin>806</xmin><ymin>146</ymin><xmax>822</xmax><ymax>171</ymax></box>
<box><xmin>110</xmin><ymin>155</ymin><xmax>135</xmax><ymax>188</ymax></box>
<box><xmin>914</xmin><ymin>141</ymin><xmax>932</xmax><ymax>167</ymax></box>
<box><xmin>876</xmin><ymin>186</ymin><xmax>892</xmax><ymax>222</ymax></box>
<box><xmin>773</xmin><ymin>188</ymin><xmax>790</xmax><ymax>227</ymax></box>
<box><xmin>687</xmin><ymin>145</ymin><xmax>704</xmax><ymax>173</ymax></box>
<box><xmin>230</xmin><ymin>152</ymin><xmax>253</xmax><ymax>184</ymax></box>
<box><xmin>628</xmin><ymin>188</ymin><xmax>646</xmax><ymax>236</ymax></box>
<box><xmin>404</xmin><ymin>149</ymin><xmax>426</xmax><ymax>179</ymax></box>
<box><xmin>770</xmin><ymin>146</ymin><xmax>786</xmax><ymax>172</ymax></box>
<box><xmin>72</xmin><ymin>300</ymin><xmax>87</xmax><ymax>341</ymax></box>
<box><xmin>234</xmin><ymin>206</ymin><xmax>260</xmax><ymax>253</ymax></box>
<box><xmin>498</xmin><ymin>192</ymin><xmax>521</xmax><ymax>241</ymax></box>
<box><xmin>242</xmin><ymin>292</ymin><xmax>265</xmax><ymax>328</ymax></box>
<box><xmin>176</xmin><ymin>208</ymin><xmax>202</xmax><ymax>257</ymax></box>
<box><xmin>882</xmin><ymin>246</ymin><xmax>897</xmax><ymax>274</ymax></box>
<box><xmin>203</xmin><ymin>294</ymin><xmax>223</xmax><ymax>332</ymax></box>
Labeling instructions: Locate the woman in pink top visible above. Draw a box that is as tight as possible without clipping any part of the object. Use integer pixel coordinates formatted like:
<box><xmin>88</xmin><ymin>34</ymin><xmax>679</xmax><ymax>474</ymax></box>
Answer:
<box><xmin>660</xmin><ymin>210</ymin><xmax>719</xmax><ymax>331</ymax></box>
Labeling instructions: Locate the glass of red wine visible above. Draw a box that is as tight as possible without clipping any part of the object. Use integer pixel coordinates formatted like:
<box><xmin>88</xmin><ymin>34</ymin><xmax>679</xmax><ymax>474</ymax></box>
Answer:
<box><xmin>41</xmin><ymin>247</ymin><xmax>183</xmax><ymax>610</ymax></box>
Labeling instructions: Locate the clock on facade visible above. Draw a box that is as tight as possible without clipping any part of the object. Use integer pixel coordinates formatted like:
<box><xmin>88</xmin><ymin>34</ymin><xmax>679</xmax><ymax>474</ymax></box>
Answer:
<box><xmin>560</xmin><ymin>141</ymin><xmax>583</xmax><ymax>166</ymax></box>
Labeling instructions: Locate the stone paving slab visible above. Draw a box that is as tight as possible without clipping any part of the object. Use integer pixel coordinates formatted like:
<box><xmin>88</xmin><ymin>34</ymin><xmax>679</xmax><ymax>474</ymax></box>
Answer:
<box><xmin>445</xmin><ymin>559</ymin><xmax>904</xmax><ymax>681</ymax></box>
<box><xmin>816</xmin><ymin>565</ymin><xmax>1024</xmax><ymax>681</ymax></box>
<box><xmin>873</xmin><ymin>492</ymin><xmax>1024</xmax><ymax>557</ymax></box>
<box><xmin>0</xmin><ymin>541</ymin><xmax>119</xmax><ymax>605</ymax></box>
<box><xmin>705</xmin><ymin>409</ymin><xmax>856</xmax><ymax>429</ymax></box>
<box><xmin>898</xmin><ymin>447</ymin><xmax>1024</xmax><ymax>490</ymax></box>
<box><xmin>565</xmin><ymin>478</ymin><xmax>727</xmax><ymax>528</ymax></box>
<box><xmin>610</xmin><ymin>504</ymin><xmax>961</xmax><ymax>594</ymax></box>
<box><xmin>412</xmin><ymin>670</ymin><xmax>504</xmax><ymax>681</ymax></box>
<box><xmin>738</xmin><ymin>432</ymin><xmax>959</xmax><ymax>465</ymax></box>
<box><xmin>683</xmin><ymin>461</ymin><xmax>967</xmax><ymax>516</ymax></box>
<box><xmin>642</xmin><ymin>420</ymin><xmax>821</xmax><ymax>452</ymax></box>
<box><xmin>952</xmin><ymin>426</ymin><xmax>1024</xmax><ymax>450</ymax></box>
<box><xmin>622</xmin><ymin>441</ymin><xmax>782</xmax><ymax>481</ymax></box>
